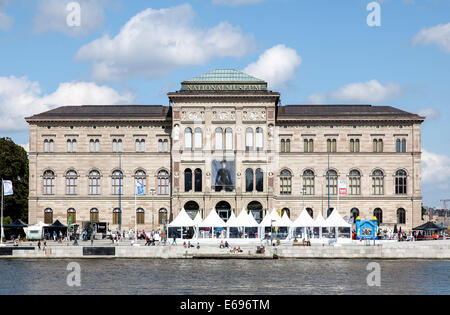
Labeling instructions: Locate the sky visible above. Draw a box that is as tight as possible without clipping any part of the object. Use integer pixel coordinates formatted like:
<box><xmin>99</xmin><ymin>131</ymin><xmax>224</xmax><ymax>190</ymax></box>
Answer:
<box><xmin>0</xmin><ymin>0</ymin><xmax>449</xmax><ymax>207</ymax></box>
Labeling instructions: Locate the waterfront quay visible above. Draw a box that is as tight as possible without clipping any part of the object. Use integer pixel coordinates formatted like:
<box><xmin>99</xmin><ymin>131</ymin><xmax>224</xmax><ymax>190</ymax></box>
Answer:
<box><xmin>2</xmin><ymin>240</ymin><xmax>450</xmax><ymax>259</ymax></box>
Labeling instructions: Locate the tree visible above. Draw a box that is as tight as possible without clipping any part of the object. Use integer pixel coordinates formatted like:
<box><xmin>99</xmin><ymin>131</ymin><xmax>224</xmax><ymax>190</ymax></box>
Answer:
<box><xmin>0</xmin><ymin>138</ymin><xmax>29</xmax><ymax>223</ymax></box>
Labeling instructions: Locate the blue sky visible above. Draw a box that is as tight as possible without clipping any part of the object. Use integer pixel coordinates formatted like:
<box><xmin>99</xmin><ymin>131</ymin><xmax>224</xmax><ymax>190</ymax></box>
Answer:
<box><xmin>0</xmin><ymin>0</ymin><xmax>449</xmax><ymax>207</ymax></box>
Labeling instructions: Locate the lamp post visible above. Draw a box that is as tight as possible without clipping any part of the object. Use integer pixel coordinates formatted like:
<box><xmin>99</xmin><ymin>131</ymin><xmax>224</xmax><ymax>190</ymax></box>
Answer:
<box><xmin>270</xmin><ymin>219</ymin><xmax>275</xmax><ymax>245</ymax></box>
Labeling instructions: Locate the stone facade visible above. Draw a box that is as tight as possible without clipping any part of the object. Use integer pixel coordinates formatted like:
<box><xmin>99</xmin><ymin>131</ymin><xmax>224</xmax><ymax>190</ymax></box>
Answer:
<box><xmin>26</xmin><ymin>70</ymin><xmax>425</xmax><ymax>231</ymax></box>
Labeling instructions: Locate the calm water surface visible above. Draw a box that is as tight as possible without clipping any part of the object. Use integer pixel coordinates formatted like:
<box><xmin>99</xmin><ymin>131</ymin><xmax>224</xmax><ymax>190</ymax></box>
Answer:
<box><xmin>1</xmin><ymin>259</ymin><xmax>449</xmax><ymax>295</ymax></box>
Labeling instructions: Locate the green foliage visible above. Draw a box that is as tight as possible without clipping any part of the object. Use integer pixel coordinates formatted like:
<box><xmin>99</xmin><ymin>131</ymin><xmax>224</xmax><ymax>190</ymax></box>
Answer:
<box><xmin>0</xmin><ymin>138</ymin><xmax>29</xmax><ymax>223</ymax></box>
<box><xmin>3</xmin><ymin>216</ymin><xmax>12</xmax><ymax>225</ymax></box>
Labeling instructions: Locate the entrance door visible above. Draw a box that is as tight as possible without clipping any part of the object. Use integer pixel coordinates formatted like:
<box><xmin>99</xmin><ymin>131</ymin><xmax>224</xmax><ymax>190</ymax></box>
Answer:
<box><xmin>247</xmin><ymin>201</ymin><xmax>264</xmax><ymax>224</ymax></box>
<box><xmin>216</xmin><ymin>201</ymin><xmax>231</xmax><ymax>222</ymax></box>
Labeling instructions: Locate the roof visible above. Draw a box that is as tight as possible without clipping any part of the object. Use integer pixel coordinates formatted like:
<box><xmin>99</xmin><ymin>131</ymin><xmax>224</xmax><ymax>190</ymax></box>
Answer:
<box><xmin>199</xmin><ymin>209</ymin><xmax>226</xmax><ymax>228</ymax></box>
<box><xmin>413</xmin><ymin>221</ymin><xmax>445</xmax><ymax>231</ymax></box>
<box><xmin>26</xmin><ymin>105</ymin><xmax>171</xmax><ymax>121</ymax></box>
<box><xmin>169</xmin><ymin>208</ymin><xmax>195</xmax><ymax>227</ymax></box>
<box><xmin>184</xmin><ymin>69</ymin><xmax>265</xmax><ymax>83</ymax></box>
<box><xmin>277</xmin><ymin>105</ymin><xmax>424</xmax><ymax>121</ymax></box>
<box><xmin>6</xmin><ymin>219</ymin><xmax>28</xmax><ymax>228</ymax></box>
<box><xmin>293</xmin><ymin>209</ymin><xmax>315</xmax><ymax>227</ymax></box>
<box><xmin>325</xmin><ymin>210</ymin><xmax>351</xmax><ymax>227</ymax></box>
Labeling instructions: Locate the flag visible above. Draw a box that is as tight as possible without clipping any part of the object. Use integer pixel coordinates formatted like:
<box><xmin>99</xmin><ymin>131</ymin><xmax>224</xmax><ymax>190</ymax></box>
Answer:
<box><xmin>136</xmin><ymin>181</ymin><xmax>145</xmax><ymax>195</ymax></box>
<box><xmin>2</xmin><ymin>180</ymin><xmax>13</xmax><ymax>196</ymax></box>
<box><xmin>338</xmin><ymin>180</ymin><xmax>347</xmax><ymax>195</ymax></box>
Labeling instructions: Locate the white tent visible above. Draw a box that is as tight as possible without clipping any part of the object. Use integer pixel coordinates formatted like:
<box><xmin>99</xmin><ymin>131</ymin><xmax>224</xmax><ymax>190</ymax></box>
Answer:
<box><xmin>168</xmin><ymin>208</ymin><xmax>195</xmax><ymax>227</ymax></box>
<box><xmin>325</xmin><ymin>210</ymin><xmax>351</xmax><ymax>227</ymax></box>
<box><xmin>313</xmin><ymin>212</ymin><xmax>327</xmax><ymax>227</ymax></box>
<box><xmin>293</xmin><ymin>209</ymin><xmax>315</xmax><ymax>227</ymax></box>
<box><xmin>226</xmin><ymin>211</ymin><xmax>238</xmax><ymax>227</ymax></box>
<box><xmin>280</xmin><ymin>213</ymin><xmax>293</xmax><ymax>227</ymax></box>
<box><xmin>260</xmin><ymin>208</ymin><xmax>283</xmax><ymax>227</ymax></box>
<box><xmin>199</xmin><ymin>209</ymin><xmax>226</xmax><ymax>228</ymax></box>
<box><xmin>193</xmin><ymin>212</ymin><xmax>203</xmax><ymax>225</ymax></box>
<box><xmin>234</xmin><ymin>210</ymin><xmax>259</xmax><ymax>227</ymax></box>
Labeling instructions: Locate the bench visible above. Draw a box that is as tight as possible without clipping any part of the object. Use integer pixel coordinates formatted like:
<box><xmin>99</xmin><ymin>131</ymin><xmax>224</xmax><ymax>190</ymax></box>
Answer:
<box><xmin>293</xmin><ymin>241</ymin><xmax>311</xmax><ymax>247</ymax></box>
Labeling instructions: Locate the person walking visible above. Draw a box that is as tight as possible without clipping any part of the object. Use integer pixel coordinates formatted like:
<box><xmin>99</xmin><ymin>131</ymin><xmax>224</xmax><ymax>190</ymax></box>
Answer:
<box><xmin>172</xmin><ymin>235</ymin><xmax>177</xmax><ymax>245</ymax></box>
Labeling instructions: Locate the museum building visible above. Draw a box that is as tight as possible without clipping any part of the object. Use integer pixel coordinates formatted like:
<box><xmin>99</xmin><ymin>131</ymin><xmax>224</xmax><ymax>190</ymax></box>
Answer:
<box><xmin>26</xmin><ymin>69</ymin><xmax>425</xmax><ymax>231</ymax></box>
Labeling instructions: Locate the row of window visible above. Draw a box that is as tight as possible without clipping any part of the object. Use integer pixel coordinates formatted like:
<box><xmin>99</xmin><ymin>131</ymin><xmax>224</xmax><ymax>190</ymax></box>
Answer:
<box><xmin>43</xmin><ymin>169</ymin><xmax>170</xmax><ymax>196</ymax></box>
<box><xmin>279</xmin><ymin>169</ymin><xmax>408</xmax><ymax>196</ymax></box>
<box><xmin>44</xmin><ymin>208</ymin><xmax>169</xmax><ymax>225</ymax></box>
<box><xmin>184</xmin><ymin>127</ymin><xmax>264</xmax><ymax>151</ymax></box>
<box><xmin>43</xmin><ymin>138</ymin><xmax>169</xmax><ymax>153</ymax></box>
<box><xmin>280</xmin><ymin>138</ymin><xmax>408</xmax><ymax>153</ymax></box>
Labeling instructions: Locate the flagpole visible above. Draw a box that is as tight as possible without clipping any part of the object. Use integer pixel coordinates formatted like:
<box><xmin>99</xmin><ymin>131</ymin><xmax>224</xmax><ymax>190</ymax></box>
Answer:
<box><xmin>135</xmin><ymin>183</ymin><xmax>137</xmax><ymax>243</ymax></box>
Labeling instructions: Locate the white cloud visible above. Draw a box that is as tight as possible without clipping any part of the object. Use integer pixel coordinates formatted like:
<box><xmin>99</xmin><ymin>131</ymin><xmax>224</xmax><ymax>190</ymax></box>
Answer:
<box><xmin>412</xmin><ymin>23</ymin><xmax>450</xmax><ymax>53</ymax></box>
<box><xmin>307</xmin><ymin>80</ymin><xmax>403</xmax><ymax>104</ymax></box>
<box><xmin>0</xmin><ymin>76</ymin><xmax>135</xmax><ymax>131</ymax></box>
<box><xmin>417</xmin><ymin>108</ymin><xmax>440</xmax><ymax>120</ymax></box>
<box><xmin>19</xmin><ymin>143</ymin><xmax>29</xmax><ymax>153</ymax></box>
<box><xmin>0</xmin><ymin>0</ymin><xmax>13</xmax><ymax>30</ymax></box>
<box><xmin>422</xmin><ymin>149</ymin><xmax>450</xmax><ymax>185</ymax></box>
<box><xmin>212</xmin><ymin>0</ymin><xmax>263</xmax><ymax>5</ymax></box>
<box><xmin>76</xmin><ymin>4</ymin><xmax>254</xmax><ymax>82</ymax></box>
<box><xmin>243</xmin><ymin>45</ymin><xmax>302</xmax><ymax>89</ymax></box>
<box><xmin>33</xmin><ymin>0</ymin><xmax>108</xmax><ymax>36</ymax></box>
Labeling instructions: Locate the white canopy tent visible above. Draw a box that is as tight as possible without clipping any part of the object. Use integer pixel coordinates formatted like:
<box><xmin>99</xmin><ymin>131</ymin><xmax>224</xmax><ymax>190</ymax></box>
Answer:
<box><xmin>168</xmin><ymin>208</ymin><xmax>195</xmax><ymax>239</ymax></box>
<box><xmin>198</xmin><ymin>209</ymin><xmax>227</xmax><ymax>238</ymax></box>
<box><xmin>323</xmin><ymin>210</ymin><xmax>352</xmax><ymax>240</ymax></box>
<box><xmin>292</xmin><ymin>209</ymin><xmax>315</xmax><ymax>240</ymax></box>
<box><xmin>260</xmin><ymin>208</ymin><xmax>283</xmax><ymax>227</ymax></box>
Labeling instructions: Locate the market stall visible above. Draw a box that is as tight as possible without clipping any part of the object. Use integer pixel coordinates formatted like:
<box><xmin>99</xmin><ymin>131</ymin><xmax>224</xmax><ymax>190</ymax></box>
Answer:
<box><xmin>168</xmin><ymin>208</ymin><xmax>195</xmax><ymax>239</ymax></box>
<box><xmin>292</xmin><ymin>209</ymin><xmax>315</xmax><ymax>239</ymax></box>
<box><xmin>199</xmin><ymin>209</ymin><xmax>227</xmax><ymax>239</ymax></box>
<box><xmin>324</xmin><ymin>210</ymin><xmax>352</xmax><ymax>240</ymax></box>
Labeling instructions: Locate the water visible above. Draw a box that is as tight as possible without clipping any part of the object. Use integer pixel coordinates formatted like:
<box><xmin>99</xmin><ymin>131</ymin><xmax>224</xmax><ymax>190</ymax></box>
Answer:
<box><xmin>1</xmin><ymin>259</ymin><xmax>449</xmax><ymax>295</ymax></box>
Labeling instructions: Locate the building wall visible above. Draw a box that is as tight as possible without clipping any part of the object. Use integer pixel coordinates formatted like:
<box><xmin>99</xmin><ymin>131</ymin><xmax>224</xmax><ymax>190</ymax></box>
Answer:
<box><xmin>28</xmin><ymin>102</ymin><xmax>423</xmax><ymax>231</ymax></box>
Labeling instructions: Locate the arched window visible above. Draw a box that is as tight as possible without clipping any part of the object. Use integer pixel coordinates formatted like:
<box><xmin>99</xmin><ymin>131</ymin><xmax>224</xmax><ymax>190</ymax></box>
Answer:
<box><xmin>135</xmin><ymin>139</ymin><xmax>140</xmax><ymax>152</ymax></box>
<box><xmin>65</xmin><ymin>170</ymin><xmax>78</xmax><ymax>195</ymax></box>
<box><xmin>303</xmin><ymin>169</ymin><xmax>315</xmax><ymax>195</ymax></box>
<box><xmin>377</xmin><ymin>139</ymin><xmax>383</xmax><ymax>153</ymax></box>
<box><xmin>395</xmin><ymin>169</ymin><xmax>407</xmax><ymax>195</ymax></box>
<box><xmin>255</xmin><ymin>168</ymin><xmax>264</xmax><ymax>192</ymax></box>
<box><xmin>67</xmin><ymin>208</ymin><xmax>76</xmax><ymax>224</ymax></box>
<box><xmin>89</xmin><ymin>170</ymin><xmax>101</xmax><ymax>195</ymax></box>
<box><xmin>282</xmin><ymin>208</ymin><xmax>290</xmax><ymax>218</ymax></box>
<box><xmin>159</xmin><ymin>208</ymin><xmax>168</xmax><ymax>225</ymax></box>
<box><xmin>355</xmin><ymin>139</ymin><xmax>360</xmax><ymax>152</ymax></box>
<box><xmin>350</xmin><ymin>208</ymin><xmax>359</xmax><ymax>221</ymax></box>
<box><xmin>158</xmin><ymin>139</ymin><xmax>163</xmax><ymax>152</ymax></box>
<box><xmin>286</xmin><ymin>139</ymin><xmax>291</xmax><ymax>153</ymax></box>
<box><xmin>44</xmin><ymin>139</ymin><xmax>49</xmax><ymax>152</ymax></box>
<box><xmin>397</xmin><ymin>208</ymin><xmax>406</xmax><ymax>224</ymax></box>
<box><xmin>245</xmin><ymin>168</ymin><xmax>254</xmax><ymax>192</ymax></box>
<box><xmin>349</xmin><ymin>170</ymin><xmax>361</xmax><ymax>195</ymax></box>
<box><xmin>256</xmin><ymin>127</ymin><xmax>263</xmax><ymax>151</ymax></box>
<box><xmin>95</xmin><ymin>139</ymin><xmax>99</xmax><ymax>152</ymax></box>
<box><xmin>306</xmin><ymin>208</ymin><xmax>313</xmax><ymax>218</ymax></box>
<box><xmin>372</xmin><ymin>169</ymin><xmax>384</xmax><ymax>195</ymax></box>
<box><xmin>163</xmin><ymin>139</ymin><xmax>169</xmax><ymax>152</ymax></box>
<box><xmin>194</xmin><ymin>128</ymin><xmax>202</xmax><ymax>150</ymax></box>
<box><xmin>113</xmin><ymin>139</ymin><xmax>122</xmax><ymax>152</ymax></box>
<box><xmin>215</xmin><ymin>128</ymin><xmax>223</xmax><ymax>150</ymax></box>
<box><xmin>67</xmin><ymin>139</ymin><xmax>72</xmax><ymax>152</ymax></box>
<box><xmin>326</xmin><ymin>170</ymin><xmax>338</xmax><ymax>195</ymax></box>
<box><xmin>194</xmin><ymin>168</ymin><xmax>202</xmax><ymax>192</ymax></box>
<box><xmin>350</xmin><ymin>139</ymin><xmax>355</xmax><ymax>152</ymax></box>
<box><xmin>113</xmin><ymin>208</ymin><xmax>121</xmax><ymax>225</ymax></box>
<box><xmin>112</xmin><ymin>170</ymin><xmax>123</xmax><ymax>195</ymax></box>
<box><xmin>184</xmin><ymin>128</ymin><xmax>193</xmax><ymax>150</ymax></box>
<box><xmin>135</xmin><ymin>170</ymin><xmax>146</xmax><ymax>194</ymax></box>
<box><xmin>246</xmin><ymin>127</ymin><xmax>254</xmax><ymax>151</ymax></box>
<box><xmin>90</xmin><ymin>208</ymin><xmax>99</xmax><ymax>222</ymax></box>
<box><xmin>49</xmin><ymin>139</ymin><xmax>54</xmax><ymax>152</ymax></box>
<box><xmin>44</xmin><ymin>208</ymin><xmax>53</xmax><ymax>224</ymax></box>
<box><xmin>72</xmin><ymin>139</ymin><xmax>77</xmax><ymax>152</ymax></box>
<box><xmin>140</xmin><ymin>139</ymin><xmax>146</xmax><ymax>152</ymax></box>
<box><xmin>184</xmin><ymin>169</ymin><xmax>192</xmax><ymax>192</ymax></box>
<box><xmin>248</xmin><ymin>201</ymin><xmax>263</xmax><ymax>223</ymax></box>
<box><xmin>43</xmin><ymin>170</ymin><xmax>55</xmax><ymax>195</ymax></box>
<box><xmin>280</xmin><ymin>169</ymin><xmax>292</xmax><ymax>195</ymax></box>
<box><xmin>225</xmin><ymin>128</ymin><xmax>233</xmax><ymax>151</ymax></box>
<box><xmin>158</xmin><ymin>170</ymin><xmax>170</xmax><ymax>195</ymax></box>
<box><xmin>327</xmin><ymin>139</ymin><xmax>337</xmax><ymax>152</ymax></box>
<box><xmin>374</xmin><ymin>208</ymin><xmax>383</xmax><ymax>223</ymax></box>
<box><xmin>401</xmin><ymin>139</ymin><xmax>406</xmax><ymax>152</ymax></box>
<box><xmin>281</xmin><ymin>139</ymin><xmax>286</xmax><ymax>153</ymax></box>
<box><xmin>90</xmin><ymin>140</ymin><xmax>96</xmax><ymax>152</ymax></box>
<box><xmin>396</xmin><ymin>139</ymin><xmax>401</xmax><ymax>152</ymax></box>
<box><xmin>136</xmin><ymin>208</ymin><xmax>145</xmax><ymax>225</ymax></box>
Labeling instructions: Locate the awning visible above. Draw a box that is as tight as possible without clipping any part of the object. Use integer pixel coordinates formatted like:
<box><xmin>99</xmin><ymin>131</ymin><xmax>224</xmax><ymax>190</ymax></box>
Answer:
<box><xmin>292</xmin><ymin>209</ymin><xmax>315</xmax><ymax>227</ymax></box>
<box><xmin>324</xmin><ymin>210</ymin><xmax>351</xmax><ymax>227</ymax></box>
<box><xmin>199</xmin><ymin>209</ymin><xmax>226</xmax><ymax>228</ymax></box>
<box><xmin>413</xmin><ymin>221</ymin><xmax>445</xmax><ymax>231</ymax></box>
<box><xmin>6</xmin><ymin>219</ymin><xmax>28</xmax><ymax>228</ymax></box>
<box><xmin>168</xmin><ymin>208</ymin><xmax>195</xmax><ymax>227</ymax></box>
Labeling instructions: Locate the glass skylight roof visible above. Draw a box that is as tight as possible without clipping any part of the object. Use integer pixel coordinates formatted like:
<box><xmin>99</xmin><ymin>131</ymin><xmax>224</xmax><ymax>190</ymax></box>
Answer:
<box><xmin>184</xmin><ymin>69</ymin><xmax>265</xmax><ymax>83</ymax></box>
